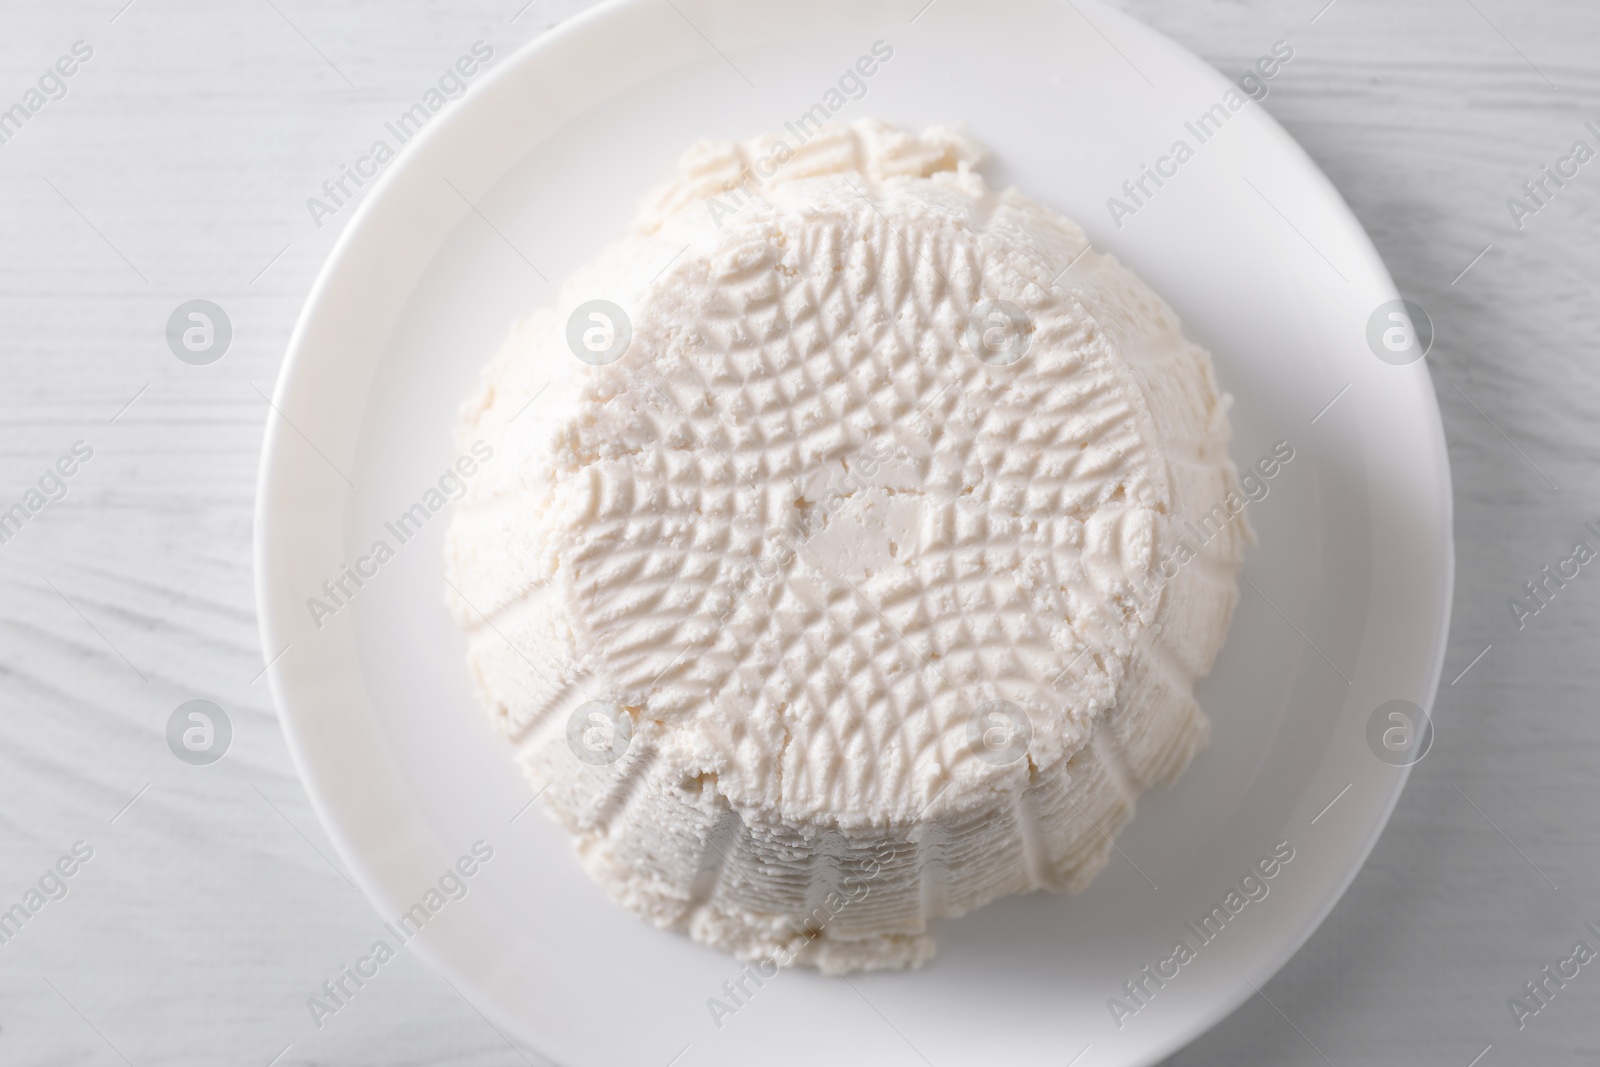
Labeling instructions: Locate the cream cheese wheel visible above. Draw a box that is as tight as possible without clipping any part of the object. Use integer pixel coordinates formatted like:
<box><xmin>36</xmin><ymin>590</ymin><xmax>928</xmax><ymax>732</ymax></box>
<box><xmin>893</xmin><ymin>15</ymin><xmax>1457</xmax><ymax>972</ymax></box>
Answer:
<box><xmin>446</xmin><ymin>120</ymin><xmax>1248</xmax><ymax>973</ymax></box>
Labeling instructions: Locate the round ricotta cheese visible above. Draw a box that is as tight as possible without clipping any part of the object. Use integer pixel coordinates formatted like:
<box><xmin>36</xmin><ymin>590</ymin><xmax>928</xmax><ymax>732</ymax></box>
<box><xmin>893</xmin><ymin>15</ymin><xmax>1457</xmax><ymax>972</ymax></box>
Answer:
<box><xmin>445</xmin><ymin>120</ymin><xmax>1248</xmax><ymax>973</ymax></box>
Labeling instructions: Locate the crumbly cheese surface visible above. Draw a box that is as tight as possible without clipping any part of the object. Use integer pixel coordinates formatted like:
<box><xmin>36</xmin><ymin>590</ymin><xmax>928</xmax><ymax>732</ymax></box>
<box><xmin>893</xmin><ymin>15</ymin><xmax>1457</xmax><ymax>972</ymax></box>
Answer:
<box><xmin>446</xmin><ymin>121</ymin><xmax>1247</xmax><ymax>973</ymax></box>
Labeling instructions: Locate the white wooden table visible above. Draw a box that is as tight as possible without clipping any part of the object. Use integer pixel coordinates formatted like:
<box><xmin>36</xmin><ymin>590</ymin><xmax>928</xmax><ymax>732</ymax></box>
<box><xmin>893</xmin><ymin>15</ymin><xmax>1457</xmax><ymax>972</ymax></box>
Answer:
<box><xmin>2</xmin><ymin>1</ymin><xmax>1594</xmax><ymax>1063</ymax></box>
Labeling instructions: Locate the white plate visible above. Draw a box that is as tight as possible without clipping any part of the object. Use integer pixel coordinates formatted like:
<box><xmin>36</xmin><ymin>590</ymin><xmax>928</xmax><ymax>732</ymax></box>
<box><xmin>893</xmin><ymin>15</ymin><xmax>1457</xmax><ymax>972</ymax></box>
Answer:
<box><xmin>254</xmin><ymin>1</ymin><xmax>1453</xmax><ymax>1063</ymax></box>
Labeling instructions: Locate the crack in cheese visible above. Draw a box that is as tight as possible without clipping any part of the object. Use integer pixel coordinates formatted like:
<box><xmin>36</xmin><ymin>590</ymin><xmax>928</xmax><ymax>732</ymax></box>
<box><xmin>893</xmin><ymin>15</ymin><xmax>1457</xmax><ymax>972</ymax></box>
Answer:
<box><xmin>446</xmin><ymin>120</ymin><xmax>1248</xmax><ymax>974</ymax></box>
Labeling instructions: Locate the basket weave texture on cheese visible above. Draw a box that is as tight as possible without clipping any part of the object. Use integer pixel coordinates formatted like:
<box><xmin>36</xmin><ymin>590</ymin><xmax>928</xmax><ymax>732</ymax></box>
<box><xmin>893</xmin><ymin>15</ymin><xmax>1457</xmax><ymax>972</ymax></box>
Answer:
<box><xmin>446</xmin><ymin>120</ymin><xmax>1247</xmax><ymax>973</ymax></box>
